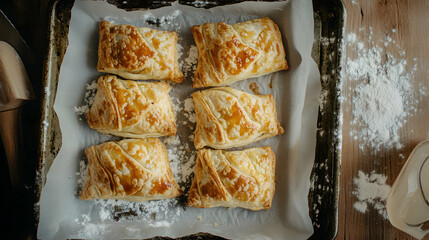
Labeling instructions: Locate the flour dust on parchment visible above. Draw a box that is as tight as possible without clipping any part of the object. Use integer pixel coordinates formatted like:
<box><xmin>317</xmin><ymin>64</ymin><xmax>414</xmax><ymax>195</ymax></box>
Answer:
<box><xmin>72</xmin><ymin>11</ymin><xmax>201</xmax><ymax>230</ymax></box>
<box><xmin>75</xmin><ymin>94</ymin><xmax>197</xmax><ymax>225</ymax></box>
<box><xmin>352</xmin><ymin>170</ymin><xmax>391</xmax><ymax>219</ymax></box>
<box><xmin>180</xmin><ymin>45</ymin><xmax>198</xmax><ymax>79</ymax></box>
<box><xmin>345</xmin><ymin>29</ymin><xmax>427</xmax><ymax>153</ymax></box>
<box><xmin>74</xmin><ymin>80</ymin><xmax>97</xmax><ymax>119</ymax></box>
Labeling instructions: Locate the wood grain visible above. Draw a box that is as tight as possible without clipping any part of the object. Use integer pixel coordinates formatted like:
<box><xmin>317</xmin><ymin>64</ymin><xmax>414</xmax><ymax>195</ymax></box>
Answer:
<box><xmin>338</xmin><ymin>0</ymin><xmax>429</xmax><ymax>239</ymax></box>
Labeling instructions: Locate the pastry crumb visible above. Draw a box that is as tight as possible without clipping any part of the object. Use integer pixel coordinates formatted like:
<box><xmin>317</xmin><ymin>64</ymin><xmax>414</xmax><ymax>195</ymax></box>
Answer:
<box><xmin>249</xmin><ymin>82</ymin><xmax>260</xmax><ymax>95</ymax></box>
<box><xmin>268</xmin><ymin>78</ymin><xmax>273</xmax><ymax>89</ymax></box>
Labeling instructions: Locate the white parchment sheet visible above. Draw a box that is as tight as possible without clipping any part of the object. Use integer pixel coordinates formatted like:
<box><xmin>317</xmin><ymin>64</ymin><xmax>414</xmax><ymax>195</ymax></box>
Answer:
<box><xmin>38</xmin><ymin>0</ymin><xmax>320</xmax><ymax>239</ymax></box>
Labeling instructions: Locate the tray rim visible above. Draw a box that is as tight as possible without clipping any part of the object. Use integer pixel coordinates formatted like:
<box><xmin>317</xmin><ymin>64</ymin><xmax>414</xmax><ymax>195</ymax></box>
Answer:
<box><xmin>308</xmin><ymin>0</ymin><xmax>345</xmax><ymax>239</ymax></box>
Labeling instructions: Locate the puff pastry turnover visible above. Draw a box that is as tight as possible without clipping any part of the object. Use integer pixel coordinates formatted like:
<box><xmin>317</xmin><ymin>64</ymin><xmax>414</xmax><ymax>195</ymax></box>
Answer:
<box><xmin>97</xmin><ymin>21</ymin><xmax>183</xmax><ymax>83</ymax></box>
<box><xmin>193</xmin><ymin>87</ymin><xmax>284</xmax><ymax>149</ymax></box>
<box><xmin>80</xmin><ymin>138</ymin><xmax>182</xmax><ymax>201</ymax></box>
<box><xmin>187</xmin><ymin>147</ymin><xmax>276</xmax><ymax>210</ymax></box>
<box><xmin>86</xmin><ymin>75</ymin><xmax>176</xmax><ymax>138</ymax></box>
<box><xmin>191</xmin><ymin>17</ymin><xmax>288</xmax><ymax>88</ymax></box>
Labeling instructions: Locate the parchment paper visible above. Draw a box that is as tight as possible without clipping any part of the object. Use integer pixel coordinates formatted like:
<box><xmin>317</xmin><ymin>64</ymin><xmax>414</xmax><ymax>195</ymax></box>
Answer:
<box><xmin>38</xmin><ymin>0</ymin><xmax>320</xmax><ymax>239</ymax></box>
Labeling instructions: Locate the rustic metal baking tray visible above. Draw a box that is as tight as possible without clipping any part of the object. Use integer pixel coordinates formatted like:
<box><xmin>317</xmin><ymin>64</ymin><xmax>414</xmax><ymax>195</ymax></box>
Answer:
<box><xmin>34</xmin><ymin>0</ymin><xmax>344</xmax><ymax>239</ymax></box>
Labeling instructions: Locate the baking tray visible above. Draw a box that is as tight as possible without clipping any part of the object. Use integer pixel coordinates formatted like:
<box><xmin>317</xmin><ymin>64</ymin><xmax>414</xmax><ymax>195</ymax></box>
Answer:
<box><xmin>34</xmin><ymin>0</ymin><xmax>344</xmax><ymax>239</ymax></box>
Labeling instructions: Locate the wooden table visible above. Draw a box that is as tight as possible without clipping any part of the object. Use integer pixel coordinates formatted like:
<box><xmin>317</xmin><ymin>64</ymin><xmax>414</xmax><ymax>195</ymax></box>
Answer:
<box><xmin>337</xmin><ymin>0</ymin><xmax>429</xmax><ymax>239</ymax></box>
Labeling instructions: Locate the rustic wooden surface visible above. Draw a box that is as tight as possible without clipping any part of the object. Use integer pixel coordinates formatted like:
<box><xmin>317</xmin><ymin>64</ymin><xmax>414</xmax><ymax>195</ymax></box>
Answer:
<box><xmin>337</xmin><ymin>0</ymin><xmax>429</xmax><ymax>239</ymax></box>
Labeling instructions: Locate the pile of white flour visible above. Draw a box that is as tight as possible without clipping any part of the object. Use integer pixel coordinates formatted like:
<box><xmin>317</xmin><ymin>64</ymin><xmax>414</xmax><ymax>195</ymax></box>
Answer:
<box><xmin>345</xmin><ymin>30</ymin><xmax>425</xmax><ymax>152</ymax></box>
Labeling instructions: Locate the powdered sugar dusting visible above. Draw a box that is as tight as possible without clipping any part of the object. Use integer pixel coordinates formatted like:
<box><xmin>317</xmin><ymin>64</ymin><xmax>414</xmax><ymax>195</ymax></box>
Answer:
<box><xmin>352</xmin><ymin>170</ymin><xmax>391</xmax><ymax>219</ymax></box>
<box><xmin>346</xmin><ymin>30</ymin><xmax>426</xmax><ymax>152</ymax></box>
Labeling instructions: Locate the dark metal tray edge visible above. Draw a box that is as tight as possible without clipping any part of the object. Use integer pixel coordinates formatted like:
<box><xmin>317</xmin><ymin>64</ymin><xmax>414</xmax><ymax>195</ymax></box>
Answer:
<box><xmin>34</xmin><ymin>0</ymin><xmax>72</xmax><ymax>234</ymax></box>
<box><xmin>309</xmin><ymin>0</ymin><xmax>344</xmax><ymax>239</ymax></box>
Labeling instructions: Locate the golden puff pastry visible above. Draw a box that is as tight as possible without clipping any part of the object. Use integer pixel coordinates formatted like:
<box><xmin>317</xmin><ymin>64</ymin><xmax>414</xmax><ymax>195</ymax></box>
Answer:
<box><xmin>187</xmin><ymin>147</ymin><xmax>276</xmax><ymax>210</ymax></box>
<box><xmin>80</xmin><ymin>138</ymin><xmax>182</xmax><ymax>201</ymax></box>
<box><xmin>191</xmin><ymin>17</ymin><xmax>288</xmax><ymax>88</ymax></box>
<box><xmin>193</xmin><ymin>87</ymin><xmax>284</xmax><ymax>149</ymax></box>
<box><xmin>97</xmin><ymin>21</ymin><xmax>184</xmax><ymax>83</ymax></box>
<box><xmin>86</xmin><ymin>75</ymin><xmax>176</xmax><ymax>138</ymax></box>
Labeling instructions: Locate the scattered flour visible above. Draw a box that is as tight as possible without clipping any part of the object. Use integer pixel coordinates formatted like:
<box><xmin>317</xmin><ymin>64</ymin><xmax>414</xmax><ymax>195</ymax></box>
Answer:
<box><xmin>76</xmin><ymin>159</ymin><xmax>88</xmax><ymax>190</ymax></box>
<box><xmin>42</xmin><ymin>120</ymin><xmax>49</xmax><ymax>132</ymax></box>
<box><xmin>76</xmin><ymin>137</ymin><xmax>194</xmax><ymax>224</ymax></box>
<box><xmin>181</xmin><ymin>45</ymin><xmax>198</xmax><ymax>78</ymax></box>
<box><xmin>177</xmin><ymin>42</ymin><xmax>183</xmax><ymax>60</ymax></box>
<box><xmin>183</xmin><ymin>97</ymin><xmax>196</xmax><ymax>124</ymax></box>
<box><xmin>320</xmin><ymin>36</ymin><xmax>336</xmax><ymax>46</ymax></box>
<box><xmin>352</xmin><ymin>170</ymin><xmax>391</xmax><ymax>219</ymax></box>
<box><xmin>353</xmin><ymin>201</ymin><xmax>367</xmax><ymax>213</ymax></box>
<box><xmin>75</xmin><ymin>93</ymin><xmax>198</xmax><ymax>227</ymax></box>
<box><xmin>44</xmin><ymin>86</ymin><xmax>51</xmax><ymax>98</ymax></box>
<box><xmin>76</xmin><ymin>156</ymin><xmax>183</xmax><ymax>223</ymax></box>
<box><xmin>163</xmin><ymin>135</ymin><xmax>195</xmax><ymax>190</ymax></box>
<box><xmin>157</xmin><ymin>10</ymin><xmax>181</xmax><ymax>23</ymax></box>
<box><xmin>166</xmin><ymin>95</ymin><xmax>197</xmax><ymax>189</ymax></box>
<box><xmin>98</xmin><ymin>208</ymin><xmax>109</xmax><ymax>221</ymax></box>
<box><xmin>74</xmin><ymin>80</ymin><xmax>97</xmax><ymax>117</ymax></box>
<box><xmin>318</xmin><ymin>89</ymin><xmax>329</xmax><ymax>113</ymax></box>
<box><xmin>191</xmin><ymin>1</ymin><xmax>212</xmax><ymax>8</ymax></box>
<box><xmin>74</xmin><ymin>217</ymin><xmax>107</xmax><ymax>239</ymax></box>
<box><xmin>93</xmin><ymin>198</ymin><xmax>179</xmax><ymax>222</ymax></box>
<box><xmin>346</xmin><ymin>30</ymin><xmax>426</xmax><ymax>152</ymax></box>
<box><xmin>141</xmin><ymin>10</ymin><xmax>181</xmax><ymax>29</ymax></box>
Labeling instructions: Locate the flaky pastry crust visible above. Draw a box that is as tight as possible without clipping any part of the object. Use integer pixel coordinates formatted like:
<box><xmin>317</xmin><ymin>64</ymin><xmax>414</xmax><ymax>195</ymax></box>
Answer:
<box><xmin>191</xmin><ymin>17</ymin><xmax>288</xmax><ymax>88</ymax></box>
<box><xmin>86</xmin><ymin>75</ymin><xmax>176</xmax><ymax>138</ymax></box>
<box><xmin>187</xmin><ymin>147</ymin><xmax>276</xmax><ymax>210</ymax></box>
<box><xmin>80</xmin><ymin>138</ymin><xmax>182</xmax><ymax>201</ymax></box>
<box><xmin>193</xmin><ymin>87</ymin><xmax>284</xmax><ymax>149</ymax></box>
<box><xmin>98</xmin><ymin>21</ymin><xmax>183</xmax><ymax>83</ymax></box>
